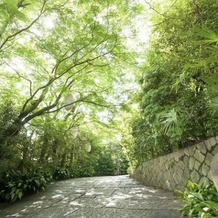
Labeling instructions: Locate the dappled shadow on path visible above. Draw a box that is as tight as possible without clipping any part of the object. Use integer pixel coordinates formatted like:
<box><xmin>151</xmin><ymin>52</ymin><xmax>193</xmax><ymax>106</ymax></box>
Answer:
<box><xmin>0</xmin><ymin>175</ymin><xmax>183</xmax><ymax>218</ymax></box>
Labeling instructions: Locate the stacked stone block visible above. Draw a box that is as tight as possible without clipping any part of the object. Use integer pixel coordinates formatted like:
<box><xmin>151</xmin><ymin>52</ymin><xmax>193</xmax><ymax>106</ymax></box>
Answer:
<box><xmin>132</xmin><ymin>136</ymin><xmax>218</xmax><ymax>191</ymax></box>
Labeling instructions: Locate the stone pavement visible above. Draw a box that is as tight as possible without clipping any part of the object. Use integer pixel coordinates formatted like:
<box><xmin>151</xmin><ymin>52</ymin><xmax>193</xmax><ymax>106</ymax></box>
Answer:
<box><xmin>0</xmin><ymin>175</ymin><xmax>184</xmax><ymax>218</ymax></box>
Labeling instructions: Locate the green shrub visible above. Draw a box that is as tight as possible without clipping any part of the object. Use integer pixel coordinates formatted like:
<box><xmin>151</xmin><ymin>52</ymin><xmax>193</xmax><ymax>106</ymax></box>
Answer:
<box><xmin>116</xmin><ymin>157</ymin><xmax>129</xmax><ymax>175</ymax></box>
<box><xmin>53</xmin><ymin>168</ymin><xmax>72</xmax><ymax>180</ymax></box>
<box><xmin>180</xmin><ymin>180</ymin><xmax>218</xmax><ymax>218</ymax></box>
<box><xmin>53</xmin><ymin>166</ymin><xmax>95</xmax><ymax>180</ymax></box>
<box><xmin>70</xmin><ymin>166</ymin><xmax>95</xmax><ymax>178</ymax></box>
<box><xmin>79</xmin><ymin>166</ymin><xmax>95</xmax><ymax>177</ymax></box>
<box><xmin>94</xmin><ymin>153</ymin><xmax>115</xmax><ymax>176</ymax></box>
<box><xmin>0</xmin><ymin>170</ymin><xmax>52</xmax><ymax>202</ymax></box>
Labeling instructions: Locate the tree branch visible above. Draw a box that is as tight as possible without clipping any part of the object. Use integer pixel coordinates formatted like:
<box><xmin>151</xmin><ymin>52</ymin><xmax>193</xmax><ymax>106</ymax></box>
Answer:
<box><xmin>192</xmin><ymin>0</ymin><xmax>204</xmax><ymax>25</ymax></box>
<box><xmin>5</xmin><ymin>61</ymin><xmax>33</xmax><ymax>95</ymax></box>
<box><xmin>0</xmin><ymin>0</ymin><xmax>47</xmax><ymax>52</ymax></box>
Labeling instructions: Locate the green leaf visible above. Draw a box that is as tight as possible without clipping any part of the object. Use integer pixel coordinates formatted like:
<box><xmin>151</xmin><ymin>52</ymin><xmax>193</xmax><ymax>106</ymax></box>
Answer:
<box><xmin>197</xmin><ymin>27</ymin><xmax>218</xmax><ymax>43</ymax></box>
<box><xmin>18</xmin><ymin>191</ymin><xmax>23</xmax><ymax>199</ymax></box>
<box><xmin>204</xmin><ymin>201</ymin><xmax>218</xmax><ymax>213</ymax></box>
<box><xmin>10</xmin><ymin>192</ymin><xmax>15</xmax><ymax>201</ymax></box>
<box><xmin>2</xmin><ymin>0</ymin><xmax>19</xmax><ymax>15</ymax></box>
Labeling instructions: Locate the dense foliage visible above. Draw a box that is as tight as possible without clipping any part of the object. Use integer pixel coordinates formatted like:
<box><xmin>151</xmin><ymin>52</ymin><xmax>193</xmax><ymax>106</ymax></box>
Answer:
<box><xmin>180</xmin><ymin>181</ymin><xmax>218</xmax><ymax>217</ymax></box>
<box><xmin>0</xmin><ymin>0</ymin><xmax>137</xmax><ymax>201</ymax></box>
<box><xmin>1</xmin><ymin>0</ymin><xmax>218</xmax><ymax>203</ymax></box>
<box><xmin>0</xmin><ymin>169</ymin><xmax>52</xmax><ymax>202</ymax></box>
<box><xmin>130</xmin><ymin>0</ymin><xmax>218</xmax><ymax>165</ymax></box>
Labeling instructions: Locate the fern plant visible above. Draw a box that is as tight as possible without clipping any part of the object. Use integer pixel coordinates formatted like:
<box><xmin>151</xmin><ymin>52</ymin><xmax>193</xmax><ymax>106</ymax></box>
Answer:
<box><xmin>180</xmin><ymin>180</ymin><xmax>218</xmax><ymax>218</ymax></box>
<box><xmin>0</xmin><ymin>170</ymin><xmax>52</xmax><ymax>202</ymax></box>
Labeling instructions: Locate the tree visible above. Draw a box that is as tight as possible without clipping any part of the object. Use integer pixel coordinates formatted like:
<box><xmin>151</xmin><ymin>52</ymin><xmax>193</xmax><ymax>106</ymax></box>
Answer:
<box><xmin>0</xmin><ymin>0</ymin><xmax>134</xmax><ymax>142</ymax></box>
<box><xmin>0</xmin><ymin>0</ymin><xmax>145</xmax><ymax>183</ymax></box>
<box><xmin>130</xmin><ymin>0</ymin><xmax>218</xmax><ymax>164</ymax></box>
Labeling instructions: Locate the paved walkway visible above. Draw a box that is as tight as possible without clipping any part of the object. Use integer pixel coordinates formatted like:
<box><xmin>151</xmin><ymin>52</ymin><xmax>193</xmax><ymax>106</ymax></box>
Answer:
<box><xmin>0</xmin><ymin>175</ymin><xmax>183</xmax><ymax>218</ymax></box>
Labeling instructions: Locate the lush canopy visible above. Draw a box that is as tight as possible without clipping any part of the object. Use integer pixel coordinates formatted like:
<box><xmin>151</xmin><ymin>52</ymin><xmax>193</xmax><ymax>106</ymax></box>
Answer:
<box><xmin>0</xmin><ymin>0</ymin><xmax>218</xmax><ymax>202</ymax></box>
<box><xmin>0</xmin><ymin>0</ymin><xmax>138</xmax><ymax>199</ymax></box>
<box><xmin>130</xmin><ymin>0</ymin><xmax>218</xmax><ymax>164</ymax></box>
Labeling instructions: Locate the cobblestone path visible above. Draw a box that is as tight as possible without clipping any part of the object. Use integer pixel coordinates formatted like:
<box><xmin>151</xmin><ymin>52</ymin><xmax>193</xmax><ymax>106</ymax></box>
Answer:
<box><xmin>0</xmin><ymin>175</ymin><xmax>183</xmax><ymax>218</ymax></box>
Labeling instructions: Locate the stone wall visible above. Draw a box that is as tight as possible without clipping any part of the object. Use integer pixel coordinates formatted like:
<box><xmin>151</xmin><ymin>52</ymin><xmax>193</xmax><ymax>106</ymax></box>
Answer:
<box><xmin>132</xmin><ymin>136</ymin><xmax>218</xmax><ymax>191</ymax></box>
